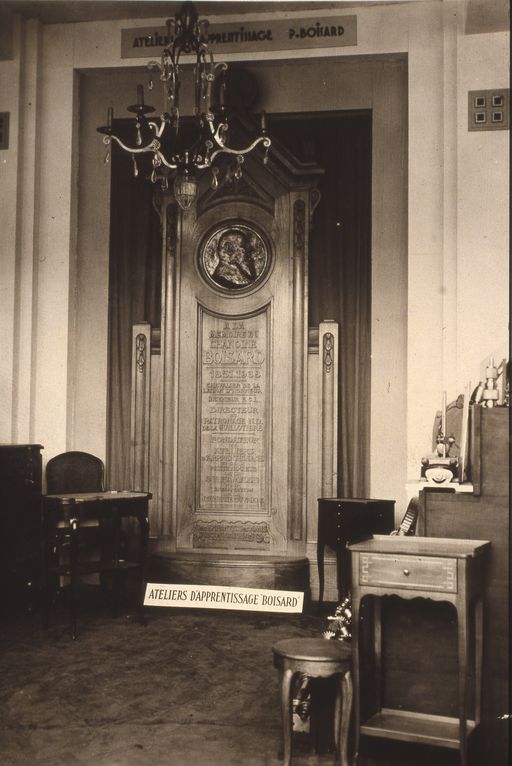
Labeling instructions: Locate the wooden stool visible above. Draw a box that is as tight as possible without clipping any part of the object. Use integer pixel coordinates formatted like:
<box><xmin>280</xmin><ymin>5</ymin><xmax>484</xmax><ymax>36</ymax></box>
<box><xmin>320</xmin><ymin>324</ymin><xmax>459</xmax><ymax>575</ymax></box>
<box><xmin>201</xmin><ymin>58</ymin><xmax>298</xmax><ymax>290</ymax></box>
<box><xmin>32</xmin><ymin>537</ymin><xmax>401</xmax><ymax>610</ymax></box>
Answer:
<box><xmin>272</xmin><ymin>638</ymin><xmax>353</xmax><ymax>766</ymax></box>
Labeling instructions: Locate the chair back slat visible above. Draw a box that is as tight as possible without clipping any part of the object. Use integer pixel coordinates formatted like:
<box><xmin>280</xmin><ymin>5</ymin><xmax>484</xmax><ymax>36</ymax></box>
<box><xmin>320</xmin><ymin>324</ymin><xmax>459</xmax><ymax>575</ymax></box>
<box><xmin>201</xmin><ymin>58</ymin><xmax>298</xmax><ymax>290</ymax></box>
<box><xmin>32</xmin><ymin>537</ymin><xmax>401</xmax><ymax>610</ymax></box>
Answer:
<box><xmin>46</xmin><ymin>451</ymin><xmax>105</xmax><ymax>494</ymax></box>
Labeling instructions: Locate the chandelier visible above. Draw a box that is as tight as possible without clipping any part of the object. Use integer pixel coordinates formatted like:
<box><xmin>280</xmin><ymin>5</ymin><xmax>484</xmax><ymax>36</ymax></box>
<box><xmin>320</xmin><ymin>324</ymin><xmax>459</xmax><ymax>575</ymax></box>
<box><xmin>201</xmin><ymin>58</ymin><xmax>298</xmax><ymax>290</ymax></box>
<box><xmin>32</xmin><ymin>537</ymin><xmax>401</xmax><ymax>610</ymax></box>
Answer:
<box><xmin>98</xmin><ymin>1</ymin><xmax>271</xmax><ymax>210</ymax></box>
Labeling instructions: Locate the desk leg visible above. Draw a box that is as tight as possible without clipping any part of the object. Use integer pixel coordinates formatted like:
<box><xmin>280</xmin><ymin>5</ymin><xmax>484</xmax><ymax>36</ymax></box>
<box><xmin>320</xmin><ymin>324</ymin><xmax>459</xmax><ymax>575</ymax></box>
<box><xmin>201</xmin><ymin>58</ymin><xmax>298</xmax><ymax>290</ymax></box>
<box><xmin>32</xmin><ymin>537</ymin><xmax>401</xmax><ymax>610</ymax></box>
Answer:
<box><xmin>69</xmin><ymin>518</ymin><xmax>79</xmax><ymax>641</ymax></box>
<box><xmin>138</xmin><ymin>510</ymin><xmax>150</xmax><ymax>625</ymax></box>
<box><xmin>42</xmin><ymin>520</ymin><xmax>53</xmax><ymax>630</ymax></box>
<box><xmin>457</xmin><ymin>598</ymin><xmax>470</xmax><ymax>766</ymax></box>
<box><xmin>474</xmin><ymin>596</ymin><xmax>483</xmax><ymax>726</ymax></box>
<box><xmin>280</xmin><ymin>667</ymin><xmax>294</xmax><ymax>766</ymax></box>
<box><xmin>111</xmin><ymin>508</ymin><xmax>122</xmax><ymax>617</ymax></box>
<box><xmin>338</xmin><ymin>545</ymin><xmax>350</xmax><ymax>602</ymax></box>
<box><xmin>317</xmin><ymin>541</ymin><xmax>325</xmax><ymax>604</ymax></box>
<box><xmin>351</xmin><ymin>596</ymin><xmax>361</xmax><ymax>765</ymax></box>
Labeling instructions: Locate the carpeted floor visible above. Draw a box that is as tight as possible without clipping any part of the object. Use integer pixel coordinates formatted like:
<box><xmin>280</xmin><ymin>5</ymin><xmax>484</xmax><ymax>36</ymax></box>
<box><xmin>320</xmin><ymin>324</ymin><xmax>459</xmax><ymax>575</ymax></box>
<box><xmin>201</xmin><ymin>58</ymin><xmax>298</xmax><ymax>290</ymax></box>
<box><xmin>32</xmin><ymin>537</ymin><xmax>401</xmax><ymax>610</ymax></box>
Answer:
<box><xmin>0</xmin><ymin>594</ymin><xmax>461</xmax><ymax>766</ymax></box>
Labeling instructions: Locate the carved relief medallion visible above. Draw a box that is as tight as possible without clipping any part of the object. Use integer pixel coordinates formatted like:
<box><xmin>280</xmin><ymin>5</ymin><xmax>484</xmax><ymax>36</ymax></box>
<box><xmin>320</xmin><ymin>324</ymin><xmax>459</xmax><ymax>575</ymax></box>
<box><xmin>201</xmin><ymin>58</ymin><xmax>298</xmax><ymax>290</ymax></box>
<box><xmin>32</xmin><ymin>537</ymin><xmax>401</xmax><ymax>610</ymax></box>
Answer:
<box><xmin>199</xmin><ymin>223</ymin><xmax>271</xmax><ymax>293</ymax></box>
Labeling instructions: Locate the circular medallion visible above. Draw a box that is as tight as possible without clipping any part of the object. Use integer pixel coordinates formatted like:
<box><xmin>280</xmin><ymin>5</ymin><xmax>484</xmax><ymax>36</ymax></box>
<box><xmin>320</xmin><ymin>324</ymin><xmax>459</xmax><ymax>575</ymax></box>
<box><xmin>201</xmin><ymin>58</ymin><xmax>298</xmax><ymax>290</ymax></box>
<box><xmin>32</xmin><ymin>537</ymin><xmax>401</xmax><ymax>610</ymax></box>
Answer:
<box><xmin>199</xmin><ymin>223</ymin><xmax>271</xmax><ymax>293</ymax></box>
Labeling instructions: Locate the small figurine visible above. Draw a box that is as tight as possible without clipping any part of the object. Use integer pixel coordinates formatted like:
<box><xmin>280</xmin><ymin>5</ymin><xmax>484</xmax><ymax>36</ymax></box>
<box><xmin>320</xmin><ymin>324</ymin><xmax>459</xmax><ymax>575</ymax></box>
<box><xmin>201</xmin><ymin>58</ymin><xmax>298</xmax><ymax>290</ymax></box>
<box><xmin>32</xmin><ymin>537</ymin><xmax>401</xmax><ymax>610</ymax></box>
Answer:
<box><xmin>323</xmin><ymin>596</ymin><xmax>352</xmax><ymax>642</ymax></box>
<box><xmin>482</xmin><ymin>358</ymin><xmax>499</xmax><ymax>408</ymax></box>
<box><xmin>420</xmin><ymin>391</ymin><xmax>459</xmax><ymax>484</ymax></box>
<box><xmin>471</xmin><ymin>358</ymin><xmax>509</xmax><ymax>408</ymax></box>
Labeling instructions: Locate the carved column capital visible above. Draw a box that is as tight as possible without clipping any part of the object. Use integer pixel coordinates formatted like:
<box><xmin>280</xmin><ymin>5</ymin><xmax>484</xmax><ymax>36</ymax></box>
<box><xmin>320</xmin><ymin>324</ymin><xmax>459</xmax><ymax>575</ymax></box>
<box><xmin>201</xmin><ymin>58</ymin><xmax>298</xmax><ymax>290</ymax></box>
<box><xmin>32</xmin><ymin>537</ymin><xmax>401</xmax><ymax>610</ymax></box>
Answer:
<box><xmin>135</xmin><ymin>333</ymin><xmax>147</xmax><ymax>373</ymax></box>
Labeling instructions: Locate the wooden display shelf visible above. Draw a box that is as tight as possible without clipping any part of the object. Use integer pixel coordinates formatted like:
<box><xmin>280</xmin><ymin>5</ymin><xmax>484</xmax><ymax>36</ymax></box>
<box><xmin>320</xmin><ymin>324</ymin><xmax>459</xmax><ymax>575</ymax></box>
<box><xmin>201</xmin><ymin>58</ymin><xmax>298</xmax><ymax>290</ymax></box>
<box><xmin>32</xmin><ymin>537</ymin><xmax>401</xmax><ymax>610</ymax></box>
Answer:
<box><xmin>361</xmin><ymin>708</ymin><xmax>476</xmax><ymax>749</ymax></box>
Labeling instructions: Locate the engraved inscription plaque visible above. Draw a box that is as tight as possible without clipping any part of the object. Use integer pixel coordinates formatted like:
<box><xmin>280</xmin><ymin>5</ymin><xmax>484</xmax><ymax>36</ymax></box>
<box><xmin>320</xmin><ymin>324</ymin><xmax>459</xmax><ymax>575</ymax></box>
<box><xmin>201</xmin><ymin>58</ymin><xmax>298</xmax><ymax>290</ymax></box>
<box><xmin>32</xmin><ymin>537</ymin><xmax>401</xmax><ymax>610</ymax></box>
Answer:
<box><xmin>193</xmin><ymin>520</ymin><xmax>271</xmax><ymax>550</ymax></box>
<box><xmin>197</xmin><ymin>309</ymin><xmax>269</xmax><ymax>513</ymax></box>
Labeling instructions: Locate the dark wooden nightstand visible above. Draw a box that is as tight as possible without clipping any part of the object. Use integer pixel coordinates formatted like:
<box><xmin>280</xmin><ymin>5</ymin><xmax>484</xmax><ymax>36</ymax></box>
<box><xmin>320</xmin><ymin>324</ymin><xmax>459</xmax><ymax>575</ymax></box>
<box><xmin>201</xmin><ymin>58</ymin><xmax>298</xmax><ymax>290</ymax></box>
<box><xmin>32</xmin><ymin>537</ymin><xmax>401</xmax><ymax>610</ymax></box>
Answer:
<box><xmin>317</xmin><ymin>498</ymin><xmax>395</xmax><ymax>602</ymax></box>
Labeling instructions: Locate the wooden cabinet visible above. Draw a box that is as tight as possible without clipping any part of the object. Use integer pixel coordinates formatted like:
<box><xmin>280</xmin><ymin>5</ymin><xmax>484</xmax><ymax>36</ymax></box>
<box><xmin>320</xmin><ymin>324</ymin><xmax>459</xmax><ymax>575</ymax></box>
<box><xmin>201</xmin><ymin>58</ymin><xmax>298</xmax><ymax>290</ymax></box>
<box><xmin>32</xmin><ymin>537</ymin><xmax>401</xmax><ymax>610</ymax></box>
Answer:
<box><xmin>0</xmin><ymin>444</ymin><xmax>43</xmax><ymax>614</ymax></box>
<box><xmin>419</xmin><ymin>407</ymin><xmax>509</xmax><ymax>763</ymax></box>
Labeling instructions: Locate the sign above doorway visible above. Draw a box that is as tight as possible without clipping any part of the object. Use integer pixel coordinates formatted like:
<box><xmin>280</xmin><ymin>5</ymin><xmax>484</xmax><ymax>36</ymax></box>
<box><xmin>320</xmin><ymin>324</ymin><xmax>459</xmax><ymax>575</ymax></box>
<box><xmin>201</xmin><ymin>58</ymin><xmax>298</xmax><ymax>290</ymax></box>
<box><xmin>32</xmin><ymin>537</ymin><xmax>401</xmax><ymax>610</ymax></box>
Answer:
<box><xmin>121</xmin><ymin>15</ymin><xmax>357</xmax><ymax>58</ymax></box>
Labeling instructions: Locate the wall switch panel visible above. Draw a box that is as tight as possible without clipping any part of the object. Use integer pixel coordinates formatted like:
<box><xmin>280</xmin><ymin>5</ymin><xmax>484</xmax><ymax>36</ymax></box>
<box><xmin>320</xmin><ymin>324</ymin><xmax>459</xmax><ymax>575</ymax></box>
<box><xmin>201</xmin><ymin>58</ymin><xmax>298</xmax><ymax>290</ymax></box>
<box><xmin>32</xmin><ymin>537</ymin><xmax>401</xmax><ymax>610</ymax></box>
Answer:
<box><xmin>468</xmin><ymin>89</ymin><xmax>509</xmax><ymax>131</ymax></box>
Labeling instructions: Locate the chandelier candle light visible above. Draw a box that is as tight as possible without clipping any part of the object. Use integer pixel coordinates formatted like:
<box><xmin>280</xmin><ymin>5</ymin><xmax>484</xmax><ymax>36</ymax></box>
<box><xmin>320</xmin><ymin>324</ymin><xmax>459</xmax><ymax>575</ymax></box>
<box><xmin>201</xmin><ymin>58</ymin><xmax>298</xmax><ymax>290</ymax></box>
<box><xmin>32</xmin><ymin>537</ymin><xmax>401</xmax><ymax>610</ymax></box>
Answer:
<box><xmin>98</xmin><ymin>1</ymin><xmax>271</xmax><ymax>210</ymax></box>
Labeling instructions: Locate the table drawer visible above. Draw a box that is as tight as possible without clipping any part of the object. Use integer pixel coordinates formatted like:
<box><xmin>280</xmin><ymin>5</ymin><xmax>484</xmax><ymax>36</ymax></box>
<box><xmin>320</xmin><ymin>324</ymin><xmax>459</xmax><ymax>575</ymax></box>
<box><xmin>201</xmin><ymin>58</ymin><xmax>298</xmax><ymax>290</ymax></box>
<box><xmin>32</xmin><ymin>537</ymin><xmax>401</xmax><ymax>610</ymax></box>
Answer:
<box><xmin>359</xmin><ymin>553</ymin><xmax>457</xmax><ymax>592</ymax></box>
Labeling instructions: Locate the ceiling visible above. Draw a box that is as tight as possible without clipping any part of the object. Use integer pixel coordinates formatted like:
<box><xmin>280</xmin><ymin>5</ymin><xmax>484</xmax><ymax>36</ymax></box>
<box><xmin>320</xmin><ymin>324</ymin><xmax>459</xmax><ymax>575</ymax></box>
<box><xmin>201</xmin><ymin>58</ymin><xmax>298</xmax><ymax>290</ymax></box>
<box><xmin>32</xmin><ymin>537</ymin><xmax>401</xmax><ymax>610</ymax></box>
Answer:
<box><xmin>0</xmin><ymin>1</ymin><xmax>352</xmax><ymax>24</ymax></box>
<box><xmin>1</xmin><ymin>0</ymin><xmax>509</xmax><ymax>32</ymax></box>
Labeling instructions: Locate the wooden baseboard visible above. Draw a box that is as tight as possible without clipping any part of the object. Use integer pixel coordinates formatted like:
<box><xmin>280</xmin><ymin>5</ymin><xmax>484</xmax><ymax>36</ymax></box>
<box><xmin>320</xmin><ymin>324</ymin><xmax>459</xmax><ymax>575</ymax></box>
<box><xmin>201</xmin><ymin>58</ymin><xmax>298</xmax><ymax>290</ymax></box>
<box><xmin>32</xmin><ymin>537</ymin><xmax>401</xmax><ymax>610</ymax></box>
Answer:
<box><xmin>149</xmin><ymin>551</ymin><xmax>310</xmax><ymax>596</ymax></box>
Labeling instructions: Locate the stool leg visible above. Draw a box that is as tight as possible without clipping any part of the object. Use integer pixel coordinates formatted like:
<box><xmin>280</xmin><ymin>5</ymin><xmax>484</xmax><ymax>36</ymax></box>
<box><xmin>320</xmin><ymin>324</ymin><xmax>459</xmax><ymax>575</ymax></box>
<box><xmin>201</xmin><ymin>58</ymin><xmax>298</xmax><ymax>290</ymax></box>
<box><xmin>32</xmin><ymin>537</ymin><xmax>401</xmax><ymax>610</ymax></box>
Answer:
<box><xmin>280</xmin><ymin>667</ymin><xmax>294</xmax><ymax>766</ymax></box>
<box><xmin>337</xmin><ymin>670</ymin><xmax>353</xmax><ymax>766</ymax></box>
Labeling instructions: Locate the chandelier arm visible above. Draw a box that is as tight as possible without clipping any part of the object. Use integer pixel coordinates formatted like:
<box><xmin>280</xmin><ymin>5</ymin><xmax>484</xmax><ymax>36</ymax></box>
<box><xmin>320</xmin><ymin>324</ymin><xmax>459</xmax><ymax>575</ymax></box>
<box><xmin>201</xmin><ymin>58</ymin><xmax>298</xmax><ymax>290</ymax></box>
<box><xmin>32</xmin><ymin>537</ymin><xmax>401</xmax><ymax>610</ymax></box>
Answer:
<box><xmin>107</xmin><ymin>134</ymin><xmax>173</xmax><ymax>161</ymax></box>
<box><xmin>206</xmin><ymin>115</ymin><xmax>230</xmax><ymax>147</ymax></box>
<box><xmin>148</xmin><ymin>119</ymin><xmax>167</xmax><ymax>139</ymax></box>
<box><xmin>208</xmin><ymin>136</ymin><xmax>272</xmax><ymax>164</ymax></box>
<box><xmin>154</xmin><ymin>151</ymin><xmax>180</xmax><ymax>171</ymax></box>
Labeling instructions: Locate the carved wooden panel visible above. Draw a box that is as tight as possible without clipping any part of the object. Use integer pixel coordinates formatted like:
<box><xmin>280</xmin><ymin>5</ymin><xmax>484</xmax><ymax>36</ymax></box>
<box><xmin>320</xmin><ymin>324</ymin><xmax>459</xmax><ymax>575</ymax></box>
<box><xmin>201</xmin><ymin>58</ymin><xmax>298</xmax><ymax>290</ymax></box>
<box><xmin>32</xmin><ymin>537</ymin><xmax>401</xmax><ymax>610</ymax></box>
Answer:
<box><xmin>193</xmin><ymin>519</ymin><xmax>271</xmax><ymax>550</ymax></box>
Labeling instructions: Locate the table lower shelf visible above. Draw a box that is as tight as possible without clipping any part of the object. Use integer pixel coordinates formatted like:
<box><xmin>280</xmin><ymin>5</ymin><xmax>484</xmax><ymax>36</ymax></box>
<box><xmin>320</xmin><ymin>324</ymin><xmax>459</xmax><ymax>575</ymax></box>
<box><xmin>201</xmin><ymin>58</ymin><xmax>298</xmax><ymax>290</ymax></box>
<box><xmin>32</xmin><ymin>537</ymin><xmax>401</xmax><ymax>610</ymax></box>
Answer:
<box><xmin>360</xmin><ymin>708</ymin><xmax>476</xmax><ymax>749</ymax></box>
<box><xmin>47</xmin><ymin>560</ymin><xmax>141</xmax><ymax>577</ymax></box>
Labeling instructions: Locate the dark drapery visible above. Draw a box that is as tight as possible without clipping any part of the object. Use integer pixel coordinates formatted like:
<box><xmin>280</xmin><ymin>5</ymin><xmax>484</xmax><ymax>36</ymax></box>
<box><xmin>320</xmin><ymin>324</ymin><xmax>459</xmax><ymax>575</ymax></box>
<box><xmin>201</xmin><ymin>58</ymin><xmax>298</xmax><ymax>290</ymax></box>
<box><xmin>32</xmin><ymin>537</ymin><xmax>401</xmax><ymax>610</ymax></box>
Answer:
<box><xmin>106</xmin><ymin>145</ymin><xmax>161</xmax><ymax>489</ymax></box>
<box><xmin>107</xmin><ymin>113</ymin><xmax>371</xmax><ymax>498</ymax></box>
<box><xmin>270</xmin><ymin>113</ymin><xmax>372</xmax><ymax>497</ymax></box>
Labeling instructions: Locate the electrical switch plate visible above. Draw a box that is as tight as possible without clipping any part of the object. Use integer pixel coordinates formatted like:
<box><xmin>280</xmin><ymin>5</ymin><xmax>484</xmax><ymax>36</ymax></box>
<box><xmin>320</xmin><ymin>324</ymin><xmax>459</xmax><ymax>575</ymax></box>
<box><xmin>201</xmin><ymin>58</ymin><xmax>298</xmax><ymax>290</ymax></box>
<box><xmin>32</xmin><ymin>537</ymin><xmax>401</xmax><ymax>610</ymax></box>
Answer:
<box><xmin>468</xmin><ymin>89</ymin><xmax>509</xmax><ymax>131</ymax></box>
<box><xmin>0</xmin><ymin>112</ymin><xmax>9</xmax><ymax>149</ymax></box>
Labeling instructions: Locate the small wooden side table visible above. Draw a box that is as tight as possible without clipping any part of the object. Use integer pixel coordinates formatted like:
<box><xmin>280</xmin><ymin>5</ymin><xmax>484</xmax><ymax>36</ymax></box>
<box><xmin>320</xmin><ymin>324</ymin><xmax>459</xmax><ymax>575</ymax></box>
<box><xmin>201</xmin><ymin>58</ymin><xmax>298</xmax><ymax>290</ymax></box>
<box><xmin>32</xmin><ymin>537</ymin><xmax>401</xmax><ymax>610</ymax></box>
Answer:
<box><xmin>349</xmin><ymin>535</ymin><xmax>490</xmax><ymax>766</ymax></box>
<box><xmin>272</xmin><ymin>638</ymin><xmax>353</xmax><ymax>766</ymax></box>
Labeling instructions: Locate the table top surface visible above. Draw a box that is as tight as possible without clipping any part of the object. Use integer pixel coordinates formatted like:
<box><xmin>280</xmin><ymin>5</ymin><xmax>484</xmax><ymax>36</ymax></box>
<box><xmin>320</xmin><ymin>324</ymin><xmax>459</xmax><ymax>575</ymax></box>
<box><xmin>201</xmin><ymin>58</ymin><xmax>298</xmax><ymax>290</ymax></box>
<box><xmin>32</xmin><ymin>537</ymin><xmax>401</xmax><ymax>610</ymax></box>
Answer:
<box><xmin>318</xmin><ymin>497</ymin><xmax>394</xmax><ymax>504</ymax></box>
<box><xmin>0</xmin><ymin>443</ymin><xmax>43</xmax><ymax>449</ymax></box>
<box><xmin>43</xmin><ymin>490</ymin><xmax>151</xmax><ymax>503</ymax></box>
<box><xmin>348</xmin><ymin>534</ymin><xmax>490</xmax><ymax>558</ymax></box>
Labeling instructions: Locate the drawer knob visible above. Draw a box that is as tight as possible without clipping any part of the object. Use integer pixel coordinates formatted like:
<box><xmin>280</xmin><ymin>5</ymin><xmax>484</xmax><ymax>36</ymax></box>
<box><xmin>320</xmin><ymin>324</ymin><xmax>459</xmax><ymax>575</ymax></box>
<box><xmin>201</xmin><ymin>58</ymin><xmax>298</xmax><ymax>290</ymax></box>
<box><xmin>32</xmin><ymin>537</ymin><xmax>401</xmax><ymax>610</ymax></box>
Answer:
<box><xmin>403</xmin><ymin>568</ymin><xmax>410</xmax><ymax>576</ymax></box>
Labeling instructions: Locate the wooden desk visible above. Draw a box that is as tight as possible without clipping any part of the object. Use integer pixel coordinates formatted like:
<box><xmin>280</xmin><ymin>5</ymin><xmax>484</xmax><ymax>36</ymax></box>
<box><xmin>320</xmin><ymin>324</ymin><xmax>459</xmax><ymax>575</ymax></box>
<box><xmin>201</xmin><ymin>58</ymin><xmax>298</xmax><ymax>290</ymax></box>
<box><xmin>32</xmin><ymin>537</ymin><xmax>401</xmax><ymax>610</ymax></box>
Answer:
<box><xmin>42</xmin><ymin>491</ymin><xmax>151</xmax><ymax>638</ymax></box>
<box><xmin>349</xmin><ymin>535</ymin><xmax>490</xmax><ymax>766</ymax></box>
